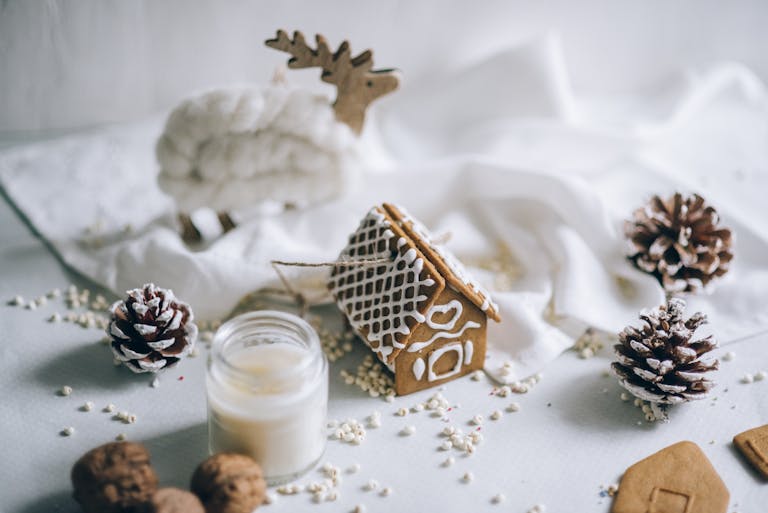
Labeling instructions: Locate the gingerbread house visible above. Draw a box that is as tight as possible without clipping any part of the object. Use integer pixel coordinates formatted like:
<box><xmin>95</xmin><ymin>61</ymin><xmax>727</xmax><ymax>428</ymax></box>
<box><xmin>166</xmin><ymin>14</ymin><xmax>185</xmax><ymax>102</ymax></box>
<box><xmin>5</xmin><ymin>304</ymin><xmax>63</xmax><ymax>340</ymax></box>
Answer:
<box><xmin>328</xmin><ymin>203</ymin><xmax>500</xmax><ymax>395</ymax></box>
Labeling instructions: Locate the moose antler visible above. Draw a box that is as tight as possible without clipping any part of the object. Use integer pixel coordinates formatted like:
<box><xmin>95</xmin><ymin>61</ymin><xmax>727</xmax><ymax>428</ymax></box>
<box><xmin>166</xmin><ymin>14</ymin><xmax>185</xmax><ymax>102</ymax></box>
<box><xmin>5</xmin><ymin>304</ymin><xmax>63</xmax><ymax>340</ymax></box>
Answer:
<box><xmin>266</xmin><ymin>29</ymin><xmax>400</xmax><ymax>134</ymax></box>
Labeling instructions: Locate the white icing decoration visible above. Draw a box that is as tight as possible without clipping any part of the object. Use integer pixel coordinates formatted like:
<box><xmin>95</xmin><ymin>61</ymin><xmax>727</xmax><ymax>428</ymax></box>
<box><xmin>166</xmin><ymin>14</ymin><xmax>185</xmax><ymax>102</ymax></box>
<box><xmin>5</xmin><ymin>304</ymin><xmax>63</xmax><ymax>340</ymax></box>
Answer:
<box><xmin>426</xmin><ymin>300</ymin><xmax>463</xmax><ymax>331</ymax></box>
<box><xmin>427</xmin><ymin>343</ymin><xmax>464</xmax><ymax>382</ymax></box>
<box><xmin>407</xmin><ymin>320</ymin><xmax>481</xmax><ymax>353</ymax></box>
<box><xmin>412</xmin><ymin>358</ymin><xmax>426</xmax><ymax>381</ymax></box>
<box><xmin>133</xmin><ymin>324</ymin><xmax>158</xmax><ymax>336</ymax></box>
<box><xmin>329</xmin><ymin>208</ymin><xmax>437</xmax><ymax>365</ymax></box>
<box><xmin>147</xmin><ymin>338</ymin><xmax>176</xmax><ymax>350</ymax></box>
<box><xmin>395</xmin><ymin>204</ymin><xmax>499</xmax><ymax>316</ymax></box>
<box><xmin>464</xmin><ymin>340</ymin><xmax>474</xmax><ymax>365</ymax></box>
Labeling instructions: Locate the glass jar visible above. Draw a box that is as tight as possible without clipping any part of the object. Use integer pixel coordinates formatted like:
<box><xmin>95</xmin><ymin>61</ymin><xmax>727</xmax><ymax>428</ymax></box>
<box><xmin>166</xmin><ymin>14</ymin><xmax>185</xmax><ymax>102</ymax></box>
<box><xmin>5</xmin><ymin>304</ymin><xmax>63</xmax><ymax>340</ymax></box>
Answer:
<box><xmin>206</xmin><ymin>310</ymin><xmax>328</xmax><ymax>484</ymax></box>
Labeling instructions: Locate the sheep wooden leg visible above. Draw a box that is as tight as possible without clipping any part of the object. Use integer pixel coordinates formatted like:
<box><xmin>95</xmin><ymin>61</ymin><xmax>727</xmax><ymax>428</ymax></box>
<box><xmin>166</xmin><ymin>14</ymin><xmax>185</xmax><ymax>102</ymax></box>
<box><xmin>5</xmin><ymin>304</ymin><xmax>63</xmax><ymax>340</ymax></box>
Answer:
<box><xmin>217</xmin><ymin>211</ymin><xmax>237</xmax><ymax>233</ymax></box>
<box><xmin>178</xmin><ymin>213</ymin><xmax>202</xmax><ymax>243</ymax></box>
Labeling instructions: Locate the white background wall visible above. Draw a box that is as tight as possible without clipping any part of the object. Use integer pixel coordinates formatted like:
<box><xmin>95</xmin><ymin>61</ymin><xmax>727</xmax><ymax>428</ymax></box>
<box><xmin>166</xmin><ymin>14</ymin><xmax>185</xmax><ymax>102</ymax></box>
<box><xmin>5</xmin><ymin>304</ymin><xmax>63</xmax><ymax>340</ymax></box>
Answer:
<box><xmin>1</xmin><ymin>0</ymin><xmax>767</xmax><ymax>132</ymax></box>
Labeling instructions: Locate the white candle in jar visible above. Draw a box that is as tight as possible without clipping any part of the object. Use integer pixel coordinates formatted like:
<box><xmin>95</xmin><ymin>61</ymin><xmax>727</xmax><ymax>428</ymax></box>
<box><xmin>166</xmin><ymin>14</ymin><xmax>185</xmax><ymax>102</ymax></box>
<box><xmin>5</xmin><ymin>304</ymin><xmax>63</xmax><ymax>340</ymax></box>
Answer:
<box><xmin>206</xmin><ymin>311</ymin><xmax>328</xmax><ymax>484</ymax></box>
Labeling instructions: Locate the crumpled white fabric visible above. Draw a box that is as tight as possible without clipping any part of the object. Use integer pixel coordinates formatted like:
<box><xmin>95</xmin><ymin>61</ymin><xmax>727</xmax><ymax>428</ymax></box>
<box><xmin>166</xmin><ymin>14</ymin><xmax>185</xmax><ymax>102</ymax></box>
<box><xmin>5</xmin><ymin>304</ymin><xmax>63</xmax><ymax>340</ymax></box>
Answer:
<box><xmin>2</xmin><ymin>34</ymin><xmax>767</xmax><ymax>383</ymax></box>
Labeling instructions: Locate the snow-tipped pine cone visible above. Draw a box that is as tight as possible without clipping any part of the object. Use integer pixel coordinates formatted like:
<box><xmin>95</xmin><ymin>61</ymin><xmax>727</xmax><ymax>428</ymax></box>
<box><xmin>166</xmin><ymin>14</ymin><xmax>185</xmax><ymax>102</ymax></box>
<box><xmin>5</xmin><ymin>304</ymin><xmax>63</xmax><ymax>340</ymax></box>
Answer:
<box><xmin>625</xmin><ymin>192</ymin><xmax>733</xmax><ymax>293</ymax></box>
<box><xmin>108</xmin><ymin>284</ymin><xmax>197</xmax><ymax>373</ymax></box>
<box><xmin>612</xmin><ymin>298</ymin><xmax>718</xmax><ymax>405</ymax></box>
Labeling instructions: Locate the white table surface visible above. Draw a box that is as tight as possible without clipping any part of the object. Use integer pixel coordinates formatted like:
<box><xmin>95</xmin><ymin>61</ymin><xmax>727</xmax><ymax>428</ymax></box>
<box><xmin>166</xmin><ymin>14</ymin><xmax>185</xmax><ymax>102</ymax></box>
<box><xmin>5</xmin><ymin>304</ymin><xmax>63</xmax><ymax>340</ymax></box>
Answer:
<box><xmin>1</xmin><ymin>184</ymin><xmax>767</xmax><ymax>513</ymax></box>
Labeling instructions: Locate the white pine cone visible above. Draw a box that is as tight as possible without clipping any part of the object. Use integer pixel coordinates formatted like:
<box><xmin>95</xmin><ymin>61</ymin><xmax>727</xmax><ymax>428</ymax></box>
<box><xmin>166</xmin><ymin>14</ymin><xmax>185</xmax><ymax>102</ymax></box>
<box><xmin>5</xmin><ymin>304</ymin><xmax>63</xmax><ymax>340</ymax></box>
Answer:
<box><xmin>625</xmin><ymin>192</ymin><xmax>733</xmax><ymax>293</ymax></box>
<box><xmin>612</xmin><ymin>298</ymin><xmax>718</xmax><ymax>405</ymax></box>
<box><xmin>108</xmin><ymin>284</ymin><xmax>197</xmax><ymax>373</ymax></box>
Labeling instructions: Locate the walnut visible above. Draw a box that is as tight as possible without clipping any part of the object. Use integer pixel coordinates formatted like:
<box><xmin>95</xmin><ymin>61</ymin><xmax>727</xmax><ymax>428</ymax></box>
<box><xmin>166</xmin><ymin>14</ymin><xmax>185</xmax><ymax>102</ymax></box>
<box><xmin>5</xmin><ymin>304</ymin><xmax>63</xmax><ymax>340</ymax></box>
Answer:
<box><xmin>71</xmin><ymin>441</ymin><xmax>158</xmax><ymax>513</ymax></box>
<box><xmin>191</xmin><ymin>453</ymin><xmax>266</xmax><ymax>513</ymax></box>
<box><xmin>142</xmin><ymin>488</ymin><xmax>205</xmax><ymax>513</ymax></box>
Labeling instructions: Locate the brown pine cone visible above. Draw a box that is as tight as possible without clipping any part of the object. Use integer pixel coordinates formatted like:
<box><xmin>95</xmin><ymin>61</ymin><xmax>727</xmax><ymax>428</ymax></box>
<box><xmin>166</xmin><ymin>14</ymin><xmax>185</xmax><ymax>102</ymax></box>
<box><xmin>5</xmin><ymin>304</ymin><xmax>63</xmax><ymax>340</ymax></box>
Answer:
<box><xmin>191</xmin><ymin>453</ymin><xmax>266</xmax><ymax>513</ymax></box>
<box><xmin>108</xmin><ymin>283</ymin><xmax>198</xmax><ymax>373</ymax></box>
<box><xmin>71</xmin><ymin>441</ymin><xmax>158</xmax><ymax>513</ymax></box>
<box><xmin>624</xmin><ymin>192</ymin><xmax>733</xmax><ymax>293</ymax></box>
<box><xmin>612</xmin><ymin>298</ymin><xmax>718</xmax><ymax>409</ymax></box>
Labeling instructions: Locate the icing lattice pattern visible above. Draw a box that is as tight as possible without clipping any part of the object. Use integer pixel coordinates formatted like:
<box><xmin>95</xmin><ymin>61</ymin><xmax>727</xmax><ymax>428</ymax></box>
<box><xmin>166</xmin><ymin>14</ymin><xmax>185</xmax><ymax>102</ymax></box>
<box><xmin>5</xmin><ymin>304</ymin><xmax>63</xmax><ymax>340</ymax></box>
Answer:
<box><xmin>328</xmin><ymin>208</ymin><xmax>440</xmax><ymax>364</ymax></box>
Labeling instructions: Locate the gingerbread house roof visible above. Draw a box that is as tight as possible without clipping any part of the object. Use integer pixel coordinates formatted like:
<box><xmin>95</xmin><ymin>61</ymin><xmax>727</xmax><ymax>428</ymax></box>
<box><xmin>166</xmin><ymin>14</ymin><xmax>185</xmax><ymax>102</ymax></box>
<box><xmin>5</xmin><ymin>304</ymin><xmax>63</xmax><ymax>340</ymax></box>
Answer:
<box><xmin>383</xmin><ymin>203</ymin><xmax>500</xmax><ymax>322</ymax></box>
<box><xmin>328</xmin><ymin>203</ymin><xmax>499</xmax><ymax>366</ymax></box>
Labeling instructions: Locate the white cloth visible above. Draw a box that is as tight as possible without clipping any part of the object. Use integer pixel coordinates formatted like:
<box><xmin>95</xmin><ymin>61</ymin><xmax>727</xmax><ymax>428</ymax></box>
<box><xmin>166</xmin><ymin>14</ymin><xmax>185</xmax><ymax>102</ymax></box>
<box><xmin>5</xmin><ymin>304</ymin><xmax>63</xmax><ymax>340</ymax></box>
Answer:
<box><xmin>2</xmin><ymin>34</ymin><xmax>767</xmax><ymax>383</ymax></box>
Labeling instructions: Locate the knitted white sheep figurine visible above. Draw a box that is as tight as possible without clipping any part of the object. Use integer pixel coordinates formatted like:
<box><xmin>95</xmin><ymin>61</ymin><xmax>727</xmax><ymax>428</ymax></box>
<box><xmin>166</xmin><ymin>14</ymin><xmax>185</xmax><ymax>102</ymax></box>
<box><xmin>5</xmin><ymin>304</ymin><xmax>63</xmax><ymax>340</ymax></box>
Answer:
<box><xmin>156</xmin><ymin>30</ymin><xmax>400</xmax><ymax>242</ymax></box>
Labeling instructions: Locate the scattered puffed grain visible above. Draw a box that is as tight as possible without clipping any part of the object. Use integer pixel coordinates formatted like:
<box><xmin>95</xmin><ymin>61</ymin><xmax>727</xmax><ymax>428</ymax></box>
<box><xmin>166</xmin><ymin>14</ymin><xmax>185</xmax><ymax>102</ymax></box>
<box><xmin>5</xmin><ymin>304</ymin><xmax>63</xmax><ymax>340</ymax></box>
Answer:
<box><xmin>490</xmin><ymin>410</ymin><xmax>502</xmax><ymax>421</ymax></box>
<box><xmin>442</xmin><ymin>426</ymin><xmax>456</xmax><ymax>436</ymax></box>
<box><xmin>396</xmin><ymin>407</ymin><xmax>408</xmax><ymax>417</ymax></box>
<box><xmin>492</xmin><ymin>493</ymin><xmax>505</xmax><ymax>504</ymax></box>
<box><xmin>401</xmin><ymin>425</ymin><xmax>416</xmax><ymax>436</ymax></box>
<box><xmin>380</xmin><ymin>487</ymin><xmax>392</xmax><ymax>497</ymax></box>
<box><xmin>620</xmin><ymin>392</ymin><xmax>630</xmax><ymax>402</ymax></box>
<box><xmin>442</xmin><ymin>456</ymin><xmax>455</xmax><ymax>467</ymax></box>
<box><xmin>742</xmin><ymin>374</ymin><xmax>755</xmax><ymax>384</ymax></box>
<box><xmin>353</xmin><ymin>505</ymin><xmax>366</xmax><ymax>513</ymax></box>
<box><xmin>61</xmin><ymin>426</ymin><xmax>75</xmax><ymax>436</ymax></box>
<box><xmin>59</xmin><ymin>385</ymin><xmax>73</xmax><ymax>397</ymax></box>
<box><xmin>722</xmin><ymin>351</ymin><xmax>735</xmax><ymax>362</ymax></box>
<box><xmin>103</xmin><ymin>403</ymin><xmax>115</xmax><ymax>413</ymax></box>
<box><xmin>471</xmin><ymin>370</ymin><xmax>483</xmax><ymax>381</ymax></box>
<box><xmin>472</xmin><ymin>414</ymin><xmax>484</xmax><ymax>425</ymax></box>
<box><xmin>48</xmin><ymin>313</ymin><xmax>62</xmax><ymax>323</ymax></box>
<box><xmin>756</xmin><ymin>370</ymin><xmax>767</xmax><ymax>381</ymax></box>
<box><xmin>364</xmin><ymin>479</ymin><xmax>378</xmax><ymax>491</ymax></box>
<box><xmin>412</xmin><ymin>403</ymin><xmax>424</xmax><ymax>413</ymax></box>
<box><xmin>81</xmin><ymin>401</ymin><xmax>94</xmax><ymax>412</ymax></box>
<box><xmin>115</xmin><ymin>433</ymin><xmax>127</xmax><ymax>441</ymax></box>
<box><xmin>462</xmin><ymin>472</ymin><xmax>473</xmax><ymax>483</ymax></box>
<box><xmin>440</xmin><ymin>440</ymin><xmax>453</xmax><ymax>451</ymax></box>
<box><xmin>150</xmin><ymin>376</ymin><xmax>160</xmax><ymax>388</ymax></box>
<box><xmin>347</xmin><ymin>463</ymin><xmax>361</xmax><ymax>474</ymax></box>
<box><xmin>506</xmin><ymin>402</ymin><xmax>520</xmax><ymax>412</ymax></box>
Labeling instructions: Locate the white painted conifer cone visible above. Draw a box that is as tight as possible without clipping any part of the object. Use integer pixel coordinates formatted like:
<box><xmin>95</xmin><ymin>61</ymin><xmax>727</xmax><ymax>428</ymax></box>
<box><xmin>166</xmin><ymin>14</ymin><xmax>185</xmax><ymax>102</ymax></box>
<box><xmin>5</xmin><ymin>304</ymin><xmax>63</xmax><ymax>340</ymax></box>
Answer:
<box><xmin>156</xmin><ymin>85</ymin><xmax>359</xmax><ymax>213</ymax></box>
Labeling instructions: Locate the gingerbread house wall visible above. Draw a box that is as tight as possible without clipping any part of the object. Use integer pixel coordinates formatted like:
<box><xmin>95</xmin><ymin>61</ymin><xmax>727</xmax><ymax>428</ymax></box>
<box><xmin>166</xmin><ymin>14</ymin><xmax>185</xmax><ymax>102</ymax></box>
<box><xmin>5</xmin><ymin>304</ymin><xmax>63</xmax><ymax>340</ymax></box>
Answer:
<box><xmin>394</xmin><ymin>286</ymin><xmax>487</xmax><ymax>395</ymax></box>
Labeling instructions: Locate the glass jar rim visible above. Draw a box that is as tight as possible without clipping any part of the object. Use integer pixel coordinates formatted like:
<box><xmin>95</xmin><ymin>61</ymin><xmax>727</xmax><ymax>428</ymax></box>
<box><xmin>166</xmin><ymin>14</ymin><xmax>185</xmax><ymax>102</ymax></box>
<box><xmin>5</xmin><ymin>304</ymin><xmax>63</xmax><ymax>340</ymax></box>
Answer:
<box><xmin>210</xmin><ymin>310</ymin><xmax>324</xmax><ymax>387</ymax></box>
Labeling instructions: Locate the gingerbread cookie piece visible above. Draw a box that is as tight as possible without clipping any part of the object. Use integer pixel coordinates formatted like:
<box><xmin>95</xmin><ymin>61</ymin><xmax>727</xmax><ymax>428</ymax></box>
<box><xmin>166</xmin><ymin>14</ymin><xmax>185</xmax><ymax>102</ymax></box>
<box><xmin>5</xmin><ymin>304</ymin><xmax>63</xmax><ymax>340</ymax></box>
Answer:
<box><xmin>734</xmin><ymin>423</ymin><xmax>768</xmax><ymax>479</ymax></box>
<box><xmin>141</xmin><ymin>488</ymin><xmax>205</xmax><ymax>513</ymax></box>
<box><xmin>71</xmin><ymin>441</ymin><xmax>158</xmax><ymax>513</ymax></box>
<box><xmin>612</xmin><ymin>441</ymin><xmax>728</xmax><ymax>513</ymax></box>
<box><xmin>191</xmin><ymin>453</ymin><xmax>267</xmax><ymax>513</ymax></box>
